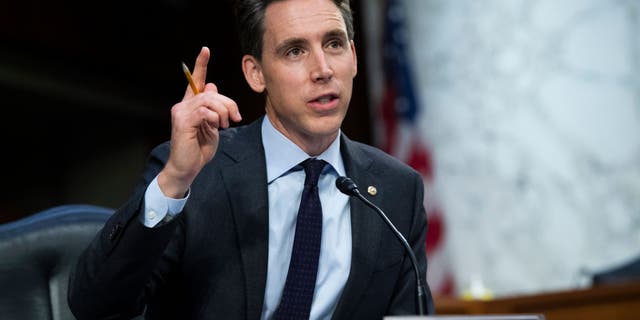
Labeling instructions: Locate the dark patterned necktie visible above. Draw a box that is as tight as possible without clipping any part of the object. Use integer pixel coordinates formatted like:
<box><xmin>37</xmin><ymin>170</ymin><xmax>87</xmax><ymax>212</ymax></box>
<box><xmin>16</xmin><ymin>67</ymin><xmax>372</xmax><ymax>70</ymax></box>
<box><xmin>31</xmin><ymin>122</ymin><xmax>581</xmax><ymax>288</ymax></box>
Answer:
<box><xmin>273</xmin><ymin>158</ymin><xmax>327</xmax><ymax>320</ymax></box>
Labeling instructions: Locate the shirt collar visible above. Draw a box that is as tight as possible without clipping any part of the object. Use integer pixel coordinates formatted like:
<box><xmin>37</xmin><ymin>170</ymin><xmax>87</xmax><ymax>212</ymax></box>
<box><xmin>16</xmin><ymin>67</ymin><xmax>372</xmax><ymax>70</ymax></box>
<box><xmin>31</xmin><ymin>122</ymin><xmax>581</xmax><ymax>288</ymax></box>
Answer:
<box><xmin>261</xmin><ymin>116</ymin><xmax>346</xmax><ymax>183</ymax></box>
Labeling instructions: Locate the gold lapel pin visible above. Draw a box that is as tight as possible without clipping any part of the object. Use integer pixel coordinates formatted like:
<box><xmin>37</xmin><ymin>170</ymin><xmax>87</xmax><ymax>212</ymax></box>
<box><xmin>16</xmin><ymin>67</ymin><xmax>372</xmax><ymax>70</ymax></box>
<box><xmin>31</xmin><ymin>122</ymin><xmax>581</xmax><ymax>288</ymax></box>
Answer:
<box><xmin>367</xmin><ymin>186</ymin><xmax>378</xmax><ymax>196</ymax></box>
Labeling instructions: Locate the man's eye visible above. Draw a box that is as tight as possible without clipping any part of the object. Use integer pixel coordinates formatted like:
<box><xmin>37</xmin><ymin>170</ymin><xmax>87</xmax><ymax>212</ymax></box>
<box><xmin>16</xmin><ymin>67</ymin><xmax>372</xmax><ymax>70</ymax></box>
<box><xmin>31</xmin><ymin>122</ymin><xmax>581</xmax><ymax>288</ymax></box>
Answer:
<box><xmin>286</xmin><ymin>47</ymin><xmax>303</xmax><ymax>56</ymax></box>
<box><xmin>327</xmin><ymin>40</ymin><xmax>344</xmax><ymax>49</ymax></box>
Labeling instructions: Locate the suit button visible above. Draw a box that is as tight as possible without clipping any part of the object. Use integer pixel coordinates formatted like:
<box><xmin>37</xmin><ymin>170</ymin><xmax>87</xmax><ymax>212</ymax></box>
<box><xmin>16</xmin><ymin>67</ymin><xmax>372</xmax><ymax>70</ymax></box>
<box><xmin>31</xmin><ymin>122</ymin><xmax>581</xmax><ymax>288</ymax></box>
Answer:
<box><xmin>108</xmin><ymin>222</ymin><xmax>122</xmax><ymax>241</ymax></box>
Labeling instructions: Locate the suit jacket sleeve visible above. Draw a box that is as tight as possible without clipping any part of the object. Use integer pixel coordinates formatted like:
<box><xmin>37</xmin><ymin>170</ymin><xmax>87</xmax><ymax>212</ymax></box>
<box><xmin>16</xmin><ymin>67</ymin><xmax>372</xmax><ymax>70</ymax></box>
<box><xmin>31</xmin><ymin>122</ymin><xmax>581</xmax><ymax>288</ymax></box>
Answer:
<box><xmin>68</xmin><ymin>142</ymin><xmax>183</xmax><ymax>320</ymax></box>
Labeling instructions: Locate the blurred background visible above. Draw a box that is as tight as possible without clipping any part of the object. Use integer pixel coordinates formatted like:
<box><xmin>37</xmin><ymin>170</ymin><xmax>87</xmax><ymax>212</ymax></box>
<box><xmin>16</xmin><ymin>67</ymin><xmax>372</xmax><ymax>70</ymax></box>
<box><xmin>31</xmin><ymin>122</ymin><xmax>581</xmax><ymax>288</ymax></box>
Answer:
<box><xmin>2</xmin><ymin>0</ymin><xmax>640</xmax><ymax>304</ymax></box>
<box><xmin>362</xmin><ymin>0</ymin><xmax>640</xmax><ymax>300</ymax></box>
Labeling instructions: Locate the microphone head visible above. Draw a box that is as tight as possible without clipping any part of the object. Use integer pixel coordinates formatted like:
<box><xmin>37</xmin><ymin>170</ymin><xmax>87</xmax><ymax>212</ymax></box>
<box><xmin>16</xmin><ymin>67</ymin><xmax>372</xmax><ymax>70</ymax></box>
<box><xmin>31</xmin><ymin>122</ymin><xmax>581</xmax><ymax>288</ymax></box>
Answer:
<box><xmin>336</xmin><ymin>176</ymin><xmax>359</xmax><ymax>196</ymax></box>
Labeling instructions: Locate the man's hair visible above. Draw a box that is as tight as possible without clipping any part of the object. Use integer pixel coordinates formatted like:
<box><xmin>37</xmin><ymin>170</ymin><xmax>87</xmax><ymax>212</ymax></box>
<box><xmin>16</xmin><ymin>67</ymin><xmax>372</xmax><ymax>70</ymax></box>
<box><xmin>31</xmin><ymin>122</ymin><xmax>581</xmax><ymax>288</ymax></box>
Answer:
<box><xmin>234</xmin><ymin>0</ymin><xmax>355</xmax><ymax>60</ymax></box>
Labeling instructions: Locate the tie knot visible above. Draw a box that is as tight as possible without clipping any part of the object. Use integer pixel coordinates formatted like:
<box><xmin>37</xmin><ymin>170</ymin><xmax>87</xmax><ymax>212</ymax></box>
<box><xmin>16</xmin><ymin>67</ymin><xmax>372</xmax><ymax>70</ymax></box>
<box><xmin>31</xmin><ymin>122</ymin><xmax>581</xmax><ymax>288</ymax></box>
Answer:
<box><xmin>301</xmin><ymin>158</ymin><xmax>326</xmax><ymax>186</ymax></box>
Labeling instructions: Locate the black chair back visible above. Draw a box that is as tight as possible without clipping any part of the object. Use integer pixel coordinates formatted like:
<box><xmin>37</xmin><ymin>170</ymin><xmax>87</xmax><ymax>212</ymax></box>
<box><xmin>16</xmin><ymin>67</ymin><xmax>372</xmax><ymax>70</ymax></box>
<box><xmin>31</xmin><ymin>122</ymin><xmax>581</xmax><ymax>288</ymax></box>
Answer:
<box><xmin>0</xmin><ymin>204</ymin><xmax>113</xmax><ymax>320</ymax></box>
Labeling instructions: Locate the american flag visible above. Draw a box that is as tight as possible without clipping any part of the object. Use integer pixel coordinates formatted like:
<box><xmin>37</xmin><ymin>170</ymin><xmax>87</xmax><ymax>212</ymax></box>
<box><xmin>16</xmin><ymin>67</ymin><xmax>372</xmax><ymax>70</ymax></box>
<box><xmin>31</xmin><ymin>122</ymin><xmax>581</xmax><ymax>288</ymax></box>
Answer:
<box><xmin>376</xmin><ymin>0</ymin><xmax>455</xmax><ymax>296</ymax></box>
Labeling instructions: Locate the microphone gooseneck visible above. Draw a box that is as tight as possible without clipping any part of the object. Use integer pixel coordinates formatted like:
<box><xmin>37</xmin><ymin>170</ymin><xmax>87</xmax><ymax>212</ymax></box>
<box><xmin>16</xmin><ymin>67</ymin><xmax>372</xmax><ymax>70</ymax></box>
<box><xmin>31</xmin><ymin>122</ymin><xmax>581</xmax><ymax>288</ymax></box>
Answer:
<box><xmin>335</xmin><ymin>176</ymin><xmax>429</xmax><ymax>315</ymax></box>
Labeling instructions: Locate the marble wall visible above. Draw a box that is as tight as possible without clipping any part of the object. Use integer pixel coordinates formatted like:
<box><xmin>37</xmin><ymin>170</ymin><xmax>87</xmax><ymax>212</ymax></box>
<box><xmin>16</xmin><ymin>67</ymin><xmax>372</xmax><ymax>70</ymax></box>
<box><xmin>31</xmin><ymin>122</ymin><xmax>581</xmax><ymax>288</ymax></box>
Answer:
<box><xmin>364</xmin><ymin>0</ymin><xmax>640</xmax><ymax>296</ymax></box>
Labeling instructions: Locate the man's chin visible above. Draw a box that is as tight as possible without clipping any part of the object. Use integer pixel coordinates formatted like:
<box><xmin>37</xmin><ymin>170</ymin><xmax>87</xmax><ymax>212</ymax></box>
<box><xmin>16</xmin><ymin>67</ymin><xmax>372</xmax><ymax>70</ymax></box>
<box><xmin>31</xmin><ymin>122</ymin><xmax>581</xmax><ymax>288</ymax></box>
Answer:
<box><xmin>306</xmin><ymin>118</ymin><xmax>344</xmax><ymax>137</ymax></box>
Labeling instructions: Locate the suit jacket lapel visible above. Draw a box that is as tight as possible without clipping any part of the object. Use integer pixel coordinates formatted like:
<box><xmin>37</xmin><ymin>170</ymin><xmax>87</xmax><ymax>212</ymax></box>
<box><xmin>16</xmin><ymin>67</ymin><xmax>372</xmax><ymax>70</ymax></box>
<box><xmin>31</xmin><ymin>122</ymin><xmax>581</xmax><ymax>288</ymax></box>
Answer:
<box><xmin>216</xmin><ymin>124</ymin><xmax>385</xmax><ymax>319</ymax></box>
<box><xmin>332</xmin><ymin>134</ymin><xmax>384</xmax><ymax>319</ymax></box>
<box><xmin>219</xmin><ymin>119</ymin><xmax>269</xmax><ymax>320</ymax></box>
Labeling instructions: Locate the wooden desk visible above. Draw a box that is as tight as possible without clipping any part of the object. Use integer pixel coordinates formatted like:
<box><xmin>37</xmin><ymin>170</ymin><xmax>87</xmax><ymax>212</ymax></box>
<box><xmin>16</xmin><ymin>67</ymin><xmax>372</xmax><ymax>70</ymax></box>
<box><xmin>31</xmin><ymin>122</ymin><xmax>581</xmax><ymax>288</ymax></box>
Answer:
<box><xmin>435</xmin><ymin>281</ymin><xmax>640</xmax><ymax>320</ymax></box>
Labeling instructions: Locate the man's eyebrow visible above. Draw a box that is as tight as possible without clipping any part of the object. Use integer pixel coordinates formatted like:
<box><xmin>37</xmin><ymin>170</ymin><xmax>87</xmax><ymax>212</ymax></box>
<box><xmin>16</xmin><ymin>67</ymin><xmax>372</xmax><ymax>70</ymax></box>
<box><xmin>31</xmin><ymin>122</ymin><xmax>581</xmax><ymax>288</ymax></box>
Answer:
<box><xmin>324</xmin><ymin>29</ymin><xmax>348</xmax><ymax>40</ymax></box>
<box><xmin>275</xmin><ymin>38</ymin><xmax>308</xmax><ymax>54</ymax></box>
<box><xmin>274</xmin><ymin>29</ymin><xmax>349</xmax><ymax>54</ymax></box>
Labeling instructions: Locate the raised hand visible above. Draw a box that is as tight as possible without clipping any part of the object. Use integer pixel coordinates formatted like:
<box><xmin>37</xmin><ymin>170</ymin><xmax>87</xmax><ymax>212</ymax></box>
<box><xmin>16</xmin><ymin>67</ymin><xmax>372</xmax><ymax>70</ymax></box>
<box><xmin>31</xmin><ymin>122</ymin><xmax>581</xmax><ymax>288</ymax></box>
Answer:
<box><xmin>158</xmin><ymin>47</ymin><xmax>242</xmax><ymax>198</ymax></box>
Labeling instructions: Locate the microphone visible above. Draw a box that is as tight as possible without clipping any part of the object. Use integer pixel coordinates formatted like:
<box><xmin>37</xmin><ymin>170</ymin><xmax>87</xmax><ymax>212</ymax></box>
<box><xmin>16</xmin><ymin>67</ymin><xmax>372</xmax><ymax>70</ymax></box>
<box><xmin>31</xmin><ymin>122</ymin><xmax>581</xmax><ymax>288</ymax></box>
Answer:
<box><xmin>336</xmin><ymin>176</ymin><xmax>429</xmax><ymax>315</ymax></box>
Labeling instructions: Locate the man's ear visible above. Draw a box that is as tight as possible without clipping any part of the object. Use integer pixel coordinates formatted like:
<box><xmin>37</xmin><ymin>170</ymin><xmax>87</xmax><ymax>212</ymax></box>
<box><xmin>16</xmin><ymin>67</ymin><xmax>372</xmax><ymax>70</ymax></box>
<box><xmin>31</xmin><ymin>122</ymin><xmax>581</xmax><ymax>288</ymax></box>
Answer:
<box><xmin>242</xmin><ymin>54</ymin><xmax>265</xmax><ymax>93</ymax></box>
<box><xmin>350</xmin><ymin>40</ymin><xmax>358</xmax><ymax>78</ymax></box>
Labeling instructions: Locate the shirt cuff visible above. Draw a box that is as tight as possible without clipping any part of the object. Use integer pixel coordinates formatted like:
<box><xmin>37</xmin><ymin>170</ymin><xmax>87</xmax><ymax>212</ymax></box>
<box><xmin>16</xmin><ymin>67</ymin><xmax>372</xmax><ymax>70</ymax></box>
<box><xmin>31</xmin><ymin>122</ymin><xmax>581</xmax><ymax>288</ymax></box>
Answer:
<box><xmin>141</xmin><ymin>175</ymin><xmax>189</xmax><ymax>228</ymax></box>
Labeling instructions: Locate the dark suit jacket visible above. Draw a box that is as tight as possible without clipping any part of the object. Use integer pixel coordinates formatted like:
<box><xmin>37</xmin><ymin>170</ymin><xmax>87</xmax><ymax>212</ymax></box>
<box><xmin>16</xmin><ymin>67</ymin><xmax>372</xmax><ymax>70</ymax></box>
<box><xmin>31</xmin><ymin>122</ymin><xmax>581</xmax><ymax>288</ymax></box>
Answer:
<box><xmin>68</xmin><ymin>117</ymin><xmax>434</xmax><ymax>319</ymax></box>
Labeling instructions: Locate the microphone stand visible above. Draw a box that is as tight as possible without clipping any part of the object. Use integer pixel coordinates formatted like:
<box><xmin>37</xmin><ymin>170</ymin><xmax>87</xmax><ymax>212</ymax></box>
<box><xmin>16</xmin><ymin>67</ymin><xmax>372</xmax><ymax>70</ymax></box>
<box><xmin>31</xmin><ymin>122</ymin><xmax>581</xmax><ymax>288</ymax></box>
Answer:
<box><xmin>336</xmin><ymin>177</ymin><xmax>429</xmax><ymax>315</ymax></box>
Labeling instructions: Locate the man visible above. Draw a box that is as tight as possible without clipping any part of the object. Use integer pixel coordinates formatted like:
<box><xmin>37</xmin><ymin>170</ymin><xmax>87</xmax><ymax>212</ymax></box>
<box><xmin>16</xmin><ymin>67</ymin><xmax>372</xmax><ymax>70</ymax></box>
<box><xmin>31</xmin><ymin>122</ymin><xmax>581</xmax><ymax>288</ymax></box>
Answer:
<box><xmin>68</xmin><ymin>0</ymin><xmax>434</xmax><ymax>319</ymax></box>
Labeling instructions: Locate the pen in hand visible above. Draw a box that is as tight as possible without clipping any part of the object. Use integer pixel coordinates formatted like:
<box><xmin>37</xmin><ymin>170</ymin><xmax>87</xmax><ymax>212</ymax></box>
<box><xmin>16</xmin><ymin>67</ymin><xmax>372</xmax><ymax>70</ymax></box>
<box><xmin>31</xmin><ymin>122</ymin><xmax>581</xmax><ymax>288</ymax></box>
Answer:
<box><xmin>181</xmin><ymin>61</ymin><xmax>200</xmax><ymax>95</ymax></box>
<box><xmin>181</xmin><ymin>60</ymin><xmax>222</xmax><ymax>133</ymax></box>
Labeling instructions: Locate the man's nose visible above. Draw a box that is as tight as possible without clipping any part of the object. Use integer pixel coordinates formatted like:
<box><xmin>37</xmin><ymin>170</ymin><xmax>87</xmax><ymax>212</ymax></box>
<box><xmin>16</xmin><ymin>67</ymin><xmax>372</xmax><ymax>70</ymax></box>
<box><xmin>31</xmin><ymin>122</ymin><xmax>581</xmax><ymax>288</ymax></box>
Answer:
<box><xmin>310</xmin><ymin>50</ymin><xmax>334</xmax><ymax>82</ymax></box>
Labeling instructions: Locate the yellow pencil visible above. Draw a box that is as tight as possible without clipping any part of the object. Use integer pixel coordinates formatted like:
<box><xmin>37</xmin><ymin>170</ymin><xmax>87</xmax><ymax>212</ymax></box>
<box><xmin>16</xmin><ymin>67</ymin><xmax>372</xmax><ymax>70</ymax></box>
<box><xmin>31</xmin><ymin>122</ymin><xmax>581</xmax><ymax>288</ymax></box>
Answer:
<box><xmin>181</xmin><ymin>61</ymin><xmax>200</xmax><ymax>94</ymax></box>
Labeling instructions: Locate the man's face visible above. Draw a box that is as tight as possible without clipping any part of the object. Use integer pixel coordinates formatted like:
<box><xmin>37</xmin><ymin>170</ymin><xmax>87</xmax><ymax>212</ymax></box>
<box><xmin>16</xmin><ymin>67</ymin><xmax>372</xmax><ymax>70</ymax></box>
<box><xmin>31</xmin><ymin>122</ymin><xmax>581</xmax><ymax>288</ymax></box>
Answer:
<box><xmin>256</xmin><ymin>0</ymin><xmax>357</xmax><ymax>153</ymax></box>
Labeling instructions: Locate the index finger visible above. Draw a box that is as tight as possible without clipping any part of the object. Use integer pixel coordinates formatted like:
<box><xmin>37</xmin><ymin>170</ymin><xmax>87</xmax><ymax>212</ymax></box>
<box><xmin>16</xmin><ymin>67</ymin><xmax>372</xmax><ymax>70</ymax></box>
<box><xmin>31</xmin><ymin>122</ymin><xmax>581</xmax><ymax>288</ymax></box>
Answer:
<box><xmin>191</xmin><ymin>46</ymin><xmax>211</xmax><ymax>91</ymax></box>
